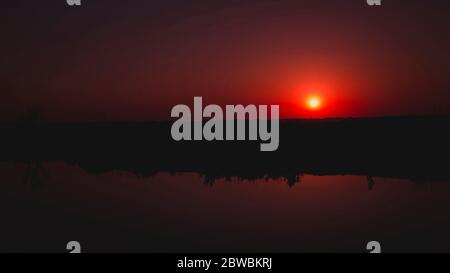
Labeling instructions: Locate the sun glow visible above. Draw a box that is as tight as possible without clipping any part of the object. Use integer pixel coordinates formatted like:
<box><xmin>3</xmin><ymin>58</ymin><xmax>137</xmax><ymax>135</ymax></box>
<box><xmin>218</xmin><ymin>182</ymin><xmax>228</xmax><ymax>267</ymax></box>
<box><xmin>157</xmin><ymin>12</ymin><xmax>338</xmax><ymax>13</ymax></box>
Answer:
<box><xmin>306</xmin><ymin>96</ymin><xmax>321</xmax><ymax>110</ymax></box>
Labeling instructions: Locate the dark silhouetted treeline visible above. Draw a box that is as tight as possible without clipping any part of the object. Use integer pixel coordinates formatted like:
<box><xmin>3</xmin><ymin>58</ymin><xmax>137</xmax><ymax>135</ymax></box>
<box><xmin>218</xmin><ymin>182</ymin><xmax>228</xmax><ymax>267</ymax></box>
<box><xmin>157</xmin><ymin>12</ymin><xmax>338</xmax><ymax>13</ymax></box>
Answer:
<box><xmin>1</xmin><ymin>116</ymin><xmax>450</xmax><ymax>185</ymax></box>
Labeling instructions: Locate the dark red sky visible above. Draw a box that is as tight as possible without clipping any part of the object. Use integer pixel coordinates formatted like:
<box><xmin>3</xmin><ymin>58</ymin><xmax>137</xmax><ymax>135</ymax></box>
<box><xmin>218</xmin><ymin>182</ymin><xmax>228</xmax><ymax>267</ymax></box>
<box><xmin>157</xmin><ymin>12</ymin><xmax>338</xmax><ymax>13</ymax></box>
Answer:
<box><xmin>2</xmin><ymin>0</ymin><xmax>450</xmax><ymax>121</ymax></box>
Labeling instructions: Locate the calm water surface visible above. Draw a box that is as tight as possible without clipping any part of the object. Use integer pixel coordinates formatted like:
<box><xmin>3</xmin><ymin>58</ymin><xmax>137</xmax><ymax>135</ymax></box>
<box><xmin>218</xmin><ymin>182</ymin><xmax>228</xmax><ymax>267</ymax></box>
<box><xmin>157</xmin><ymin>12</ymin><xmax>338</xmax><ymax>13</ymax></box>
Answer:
<box><xmin>1</xmin><ymin>161</ymin><xmax>450</xmax><ymax>253</ymax></box>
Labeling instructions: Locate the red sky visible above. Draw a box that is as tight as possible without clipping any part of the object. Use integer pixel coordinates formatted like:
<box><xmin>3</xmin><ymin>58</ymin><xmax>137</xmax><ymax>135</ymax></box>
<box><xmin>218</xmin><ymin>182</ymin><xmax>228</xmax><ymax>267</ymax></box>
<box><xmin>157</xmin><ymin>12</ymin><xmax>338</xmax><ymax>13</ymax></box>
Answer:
<box><xmin>2</xmin><ymin>0</ymin><xmax>450</xmax><ymax>121</ymax></box>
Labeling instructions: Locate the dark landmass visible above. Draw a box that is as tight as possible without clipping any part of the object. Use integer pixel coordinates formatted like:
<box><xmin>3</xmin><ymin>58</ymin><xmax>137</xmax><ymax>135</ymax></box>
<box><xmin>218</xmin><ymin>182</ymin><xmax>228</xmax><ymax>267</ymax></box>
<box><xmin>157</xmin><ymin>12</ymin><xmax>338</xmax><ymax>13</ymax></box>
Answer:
<box><xmin>1</xmin><ymin>116</ymin><xmax>450</xmax><ymax>186</ymax></box>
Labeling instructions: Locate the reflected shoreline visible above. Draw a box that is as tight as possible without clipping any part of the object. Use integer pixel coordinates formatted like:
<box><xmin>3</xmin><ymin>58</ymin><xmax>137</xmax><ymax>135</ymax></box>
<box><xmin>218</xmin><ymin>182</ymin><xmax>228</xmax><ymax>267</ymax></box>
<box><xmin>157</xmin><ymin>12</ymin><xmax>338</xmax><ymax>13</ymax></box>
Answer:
<box><xmin>1</xmin><ymin>117</ymin><xmax>450</xmax><ymax>186</ymax></box>
<box><xmin>6</xmin><ymin>159</ymin><xmax>450</xmax><ymax>190</ymax></box>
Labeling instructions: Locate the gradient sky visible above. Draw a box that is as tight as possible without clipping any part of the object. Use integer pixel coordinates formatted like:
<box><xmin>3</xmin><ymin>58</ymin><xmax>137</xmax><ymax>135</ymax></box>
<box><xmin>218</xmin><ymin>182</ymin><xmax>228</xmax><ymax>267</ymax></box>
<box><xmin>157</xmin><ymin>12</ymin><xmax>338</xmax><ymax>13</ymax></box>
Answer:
<box><xmin>2</xmin><ymin>0</ymin><xmax>450</xmax><ymax>121</ymax></box>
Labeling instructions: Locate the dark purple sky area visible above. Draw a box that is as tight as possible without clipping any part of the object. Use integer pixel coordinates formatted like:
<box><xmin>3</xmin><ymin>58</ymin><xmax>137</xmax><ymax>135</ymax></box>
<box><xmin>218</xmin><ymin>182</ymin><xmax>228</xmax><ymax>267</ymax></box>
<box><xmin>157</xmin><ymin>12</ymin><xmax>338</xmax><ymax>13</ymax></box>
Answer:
<box><xmin>2</xmin><ymin>0</ymin><xmax>450</xmax><ymax>121</ymax></box>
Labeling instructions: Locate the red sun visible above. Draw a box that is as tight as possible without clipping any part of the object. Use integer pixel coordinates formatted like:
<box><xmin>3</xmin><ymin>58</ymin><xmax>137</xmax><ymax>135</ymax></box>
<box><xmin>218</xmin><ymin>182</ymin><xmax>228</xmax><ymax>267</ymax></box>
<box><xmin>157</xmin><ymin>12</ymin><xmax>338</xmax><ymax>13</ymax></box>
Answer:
<box><xmin>306</xmin><ymin>96</ymin><xmax>322</xmax><ymax>110</ymax></box>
